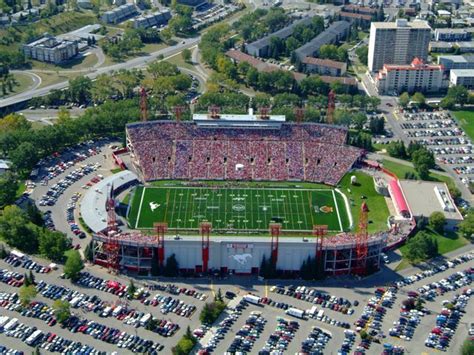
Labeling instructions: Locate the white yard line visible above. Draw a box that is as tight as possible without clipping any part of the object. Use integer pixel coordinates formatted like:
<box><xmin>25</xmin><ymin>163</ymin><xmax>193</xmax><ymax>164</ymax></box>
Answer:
<box><xmin>332</xmin><ymin>189</ymin><xmax>343</xmax><ymax>232</ymax></box>
<box><xmin>135</xmin><ymin>187</ymin><xmax>146</xmax><ymax>229</ymax></box>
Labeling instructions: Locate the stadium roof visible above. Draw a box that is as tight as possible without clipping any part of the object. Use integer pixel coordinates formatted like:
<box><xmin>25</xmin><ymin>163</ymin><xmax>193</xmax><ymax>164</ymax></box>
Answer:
<box><xmin>80</xmin><ymin>170</ymin><xmax>138</xmax><ymax>233</ymax></box>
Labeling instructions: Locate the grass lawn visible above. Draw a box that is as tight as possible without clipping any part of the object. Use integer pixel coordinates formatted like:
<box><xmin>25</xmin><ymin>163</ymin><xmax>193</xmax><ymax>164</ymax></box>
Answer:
<box><xmin>36</xmin><ymin>72</ymin><xmax>79</xmax><ymax>89</ymax></box>
<box><xmin>0</xmin><ymin>73</ymin><xmax>35</xmax><ymax>98</ymax></box>
<box><xmin>166</xmin><ymin>53</ymin><xmax>196</xmax><ymax>71</ymax></box>
<box><xmin>452</xmin><ymin>109</ymin><xmax>474</xmax><ymax>141</ymax></box>
<box><xmin>382</xmin><ymin>159</ymin><xmax>453</xmax><ymax>184</ymax></box>
<box><xmin>398</xmin><ymin>228</ymin><xmax>469</xmax><ymax>269</ymax></box>
<box><xmin>15</xmin><ymin>182</ymin><xmax>26</xmax><ymax>199</ymax></box>
<box><xmin>110</xmin><ymin>168</ymin><xmax>122</xmax><ymax>174</ymax></box>
<box><xmin>142</xmin><ymin>43</ymin><xmax>167</xmax><ymax>54</ymax></box>
<box><xmin>122</xmin><ymin>193</ymin><xmax>131</xmax><ymax>205</ymax></box>
<box><xmin>31</xmin><ymin>53</ymin><xmax>98</xmax><ymax>71</ymax></box>
<box><xmin>339</xmin><ymin>171</ymin><xmax>390</xmax><ymax>233</ymax></box>
<box><xmin>128</xmin><ymin>185</ymin><xmax>351</xmax><ymax>233</ymax></box>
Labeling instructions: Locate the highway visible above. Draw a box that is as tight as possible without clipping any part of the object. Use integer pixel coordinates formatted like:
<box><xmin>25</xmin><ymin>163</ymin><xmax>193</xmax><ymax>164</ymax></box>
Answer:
<box><xmin>0</xmin><ymin>37</ymin><xmax>201</xmax><ymax>108</ymax></box>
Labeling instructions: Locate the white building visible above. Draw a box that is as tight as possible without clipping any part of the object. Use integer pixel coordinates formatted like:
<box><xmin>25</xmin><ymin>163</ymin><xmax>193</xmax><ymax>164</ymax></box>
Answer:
<box><xmin>437</xmin><ymin>54</ymin><xmax>474</xmax><ymax>71</ymax></box>
<box><xmin>368</xmin><ymin>19</ymin><xmax>431</xmax><ymax>72</ymax></box>
<box><xmin>450</xmin><ymin>69</ymin><xmax>474</xmax><ymax>88</ymax></box>
<box><xmin>22</xmin><ymin>34</ymin><xmax>78</xmax><ymax>64</ymax></box>
<box><xmin>375</xmin><ymin>58</ymin><xmax>446</xmax><ymax>94</ymax></box>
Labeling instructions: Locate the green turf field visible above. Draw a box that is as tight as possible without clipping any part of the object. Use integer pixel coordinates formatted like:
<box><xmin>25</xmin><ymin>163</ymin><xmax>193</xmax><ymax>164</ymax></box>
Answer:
<box><xmin>128</xmin><ymin>186</ymin><xmax>351</xmax><ymax>233</ymax></box>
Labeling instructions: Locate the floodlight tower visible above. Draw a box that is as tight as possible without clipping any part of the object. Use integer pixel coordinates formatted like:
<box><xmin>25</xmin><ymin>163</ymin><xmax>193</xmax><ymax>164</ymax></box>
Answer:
<box><xmin>173</xmin><ymin>105</ymin><xmax>184</xmax><ymax>122</ymax></box>
<box><xmin>294</xmin><ymin>106</ymin><xmax>305</xmax><ymax>124</ymax></box>
<box><xmin>313</xmin><ymin>225</ymin><xmax>328</xmax><ymax>261</ymax></box>
<box><xmin>200</xmin><ymin>222</ymin><xmax>212</xmax><ymax>273</ymax></box>
<box><xmin>154</xmin><ymin>222</ymin><xmax>168</xmax><ymax>268</ymax></box>
<box><xmin>140</xmin><ymin>87</ymin><xmax>148</xmax><ymax>122</ymax></box>
<box><xmin>353</xmin><ymin>202</ymin><xmax>369</xmax><ymax>275</ymax></box>
<box><xmin>327</xmin><ymin>89</ymin><xmax>336</xmax><ymax>124</ymax></box>
<box><xmin>269</xmin><ymin>223</ymin><xmax>281</xmax><ymax>267</ymax></box>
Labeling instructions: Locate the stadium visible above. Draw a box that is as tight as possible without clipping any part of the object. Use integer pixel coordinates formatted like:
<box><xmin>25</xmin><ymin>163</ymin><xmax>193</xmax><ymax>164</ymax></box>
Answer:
<box><xmin>89</xmin><ymin>109</ymin><xmax>400</xmax><ymax>277</ymax></box>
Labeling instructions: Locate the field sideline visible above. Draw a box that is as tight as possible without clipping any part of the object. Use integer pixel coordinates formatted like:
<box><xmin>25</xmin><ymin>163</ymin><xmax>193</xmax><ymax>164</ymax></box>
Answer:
<box><xmin>128</xmin><ymin>186</ymin><xmax>351</xmax><ymax>233</ymax></box>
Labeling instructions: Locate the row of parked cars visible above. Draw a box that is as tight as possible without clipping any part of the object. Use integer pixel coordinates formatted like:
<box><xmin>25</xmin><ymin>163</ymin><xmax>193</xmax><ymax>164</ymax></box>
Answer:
<box><xmin>0</xmin><ymin>315</ymin><xmax>101</xmax><ymax>354</ymax></box>
<box><xmin>4</xmin><ymin>253</ymin><xmax>51</xmax><ymax>274</ymax></box>
<box><xmin>0</xmin><ymin>269</ymin><xmax>25</xmax><ymax>288</ymax></box>
<box><xmin>152</xmin><ymin>293</ymin><xmax>196</xmax><ymax>318</ymax></box>
<box><xmin>38</xmin><ymin>164</ymin><xmax>100</xmax><ymax>206</ymax></box>
<box><xmin>67</xmin><ymin>193</ymin><xmax>86</xmax><ymax>239</ymax></box>
<box><xmin>0</xmin><ymin>345</ymin><xmax>23</xmax><ymax>355</ymax></box>
<box><xmin>200</xmin><ymin>306</ymin><xmax>241</xmax><ymax>353</ymax></box>
<box><xmin>260</xmin><ymin>317</ymin><xmax>299</xmax><ymax>354</ymax></box>
<box><xmin>227</xmin><ymin>311</ymin><xmax>266</xmax><ymax>354</ymax></box>
<box><xmin>37</xmin><ymin>140</ymin><xmax>102</xmax><ymax>183</ymax></box>
<box><xmin>43</xmin><ymin>210</ymin><xmax>56</xmax><ymax>231</ymax></box>
<box><xmin>148</xmin><ymin>282</ymin><xmax>208</xmax><ymax>301</ymax></box>
<box><xmin>300</xmin><ymin>326</ymin><xmax>331</xmax><ymax>354</ymax></box>
<box><xmin>271</xmin><ymin>285</ymin><xmax>355</xmax><ymax>315</ymax></box>
<box><xmin>417</xmin><ymin>267</ymin><xmax>473</xmax><ymax>301</ymax></box>
<box><xmin>425</xmin><ymin>290</ymin><xmax>472</xmax><ymax>351</ymax></box>
<box><xmin>392</xmin><ymin>253</ymin><xmax>473</xmax><ymax>289</ymax></box>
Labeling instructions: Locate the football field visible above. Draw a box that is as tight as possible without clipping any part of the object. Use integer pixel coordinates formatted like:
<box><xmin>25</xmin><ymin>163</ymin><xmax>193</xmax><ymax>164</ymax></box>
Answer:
<box><xmin>128</xmin><ymin>186</ymin><xmax>351</xmax><ymax>233</ymax></box>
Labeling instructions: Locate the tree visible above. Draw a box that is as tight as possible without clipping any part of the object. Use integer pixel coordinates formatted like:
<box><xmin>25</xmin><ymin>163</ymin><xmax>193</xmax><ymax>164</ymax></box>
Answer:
<box><xmin>0</xmin><ymin>205</ymin><xmax>39</xmax><ymax>253</ymax></box>
<box><xmin>163</xmin><ymin>253</ymin><xmax>179</xmax><ymax>276</ymax></box>
<box><xmin>399</xmin><ymin>92</ymin><xmax>410</xmax><ymax>108</ymax></box>
<box><xmin>404</xmin><ymin>231</ymin><xmax>438</xmax><ymax>263</ymax></box>
<box><xmin>180</xmin><ymin>48</ymin><xmax>192</xmax><ymax>65</ymax></box>
<box><xmin>52</xmin><ymin>300</ymin><xmax>71</xmax><ymax>324</ymax></box>
<box><xmin>63</xmin><ymin>250</ymin><xmax>83</xmax><ymax>281</ymax></box>
<box><xmin>459</xmin><ymin>211</ymin><xmax>474</xmax><ymax>240</ymax></box>
<box><xmin>386</xmin><ymin>141</ymin><xmax>407</xmax><ymax>159</ymax></box>
<box><xmin>68</xmin><ymin>76</ymin><xmax>92</xmax><ymax>104</ymax></box>
<box><xmin>84</xmin><ymin>241</ymin><xmax>93</xmax><ymax>262</ymax></box>
<box><xmin>412</xmin><ymin>148</ymin><xmax>435</xmax><ymax>180</ymax></box>
<box><xmin>19</xmin><ymin>284</ymin><xmax>37</xmax><ymax>306</ymax></box>
<box><xmin>28</xmin><ymin>270</ymin><xmax>35</xmax><ymax>286</ymax></box>
<box><xmin>429</xmin><ymin>212</ymin><xmax>446</xmax><ymax>233</ymax></box>
<box><xmin>127</xmin><ymin>279</ymin><xmax>137</xmax><ymax>298</ymax></box>
<box><xmin>411</xmin><ymin>92</ymin><xmax>425</xmax><ymax>106</ymax></box>
<box><xmin>215</xmin><ymin>288</ymin><xmax>223</xmax><ymax>302</ymax></box>
<box><xmin>38</xmin><ymin>230</ymin><xmax>69</xmax><ymax>262</ymax></box>
<box><xmin>0</xmin><ymin>172</ymin><xmax>18</xmax><ymax>207</ymax></box>
<box><xmin>10</xmin><ymin>141</ymin><xmax>38</xmax><ymax>172</ymax></box>
<box><xmin>446</xmin><ymin>85</ymin><xmax>468</xmax><ymax>107</ymax></box>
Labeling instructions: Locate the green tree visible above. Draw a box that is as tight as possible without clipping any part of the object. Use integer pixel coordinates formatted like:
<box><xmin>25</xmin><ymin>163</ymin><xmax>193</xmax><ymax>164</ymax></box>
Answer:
<box><xmin>459</xmin><ymin>211</ymin><xmax>474</xmax><ymax>240</ymax></box>
<box><xmin>10</xmin><ymin>141</ymin><xmax>38</xmax><ymax>172</ymax></box>
<box><xmin>163</xmin><ymin>253</ymin><xmax>179</xmax><ymax>276</ymax></box>
<box><xmin>0</xmin><ymin>205</ymin><xmax>39</xmax><ymax>253</ymax></box>
<box><xmin>84</xmin><ymin>241</ymin><xmax>93</xmax><ymax>262</ymax></box>
<box><xmin>411</xmin><ymin>92</ymin><xmax>425</xmax><ymax>106</ymax></box>
<box><xmin>68</xmin><ymin>76</ymin><xmax>92</xmax><ymax>104</ymax></box>
<box><xmin>52</xmin><ymin>299</ymin><xmax>71</xmax><ymax>324</ymax></box>
<box><xmin>446</xmin><ymin>85</ymin><xmax>468</xmax><ymax>107</ymax></box>
<box><xmin>429</xmin><ymin>212</ymin><xmax>446</xmax><ymax>233</ymax></box>
<box><xmin>0</xmin><ymin>172</ymin><xmax>18</xmax><ymax>207</ymax></box>
<box><xmin>63</xmin><ymin>250</ymin><xmax>83</xmax><ymax>281</ymax></box>
<box><xmin>412</xmin><ymin>148</ymin><xmax>435</xmax><ymax>180</ymax></box>
<box><xmin>19</xmin><ymin>284</ymin><xmax>37</xmax><ymax>306</ymax></box>
<box><xmin>181</xmin><ymin>48</ymin><xmax>192</xmax><ymax>63</ymax></box>
<box><xmin>399</xmin><ymin>92</ymin><xmax>410</xmax><ymax>108</ymax></box>
<box><xmin>386</xmin><ymin>141</ymin><xmax>407</xmax><ymax>159</ymax></box>
<box><xmin>38</xmin><ymin>230</ymin><xmax>69</xmax><ymax>262</ymax></box>
<box><xmin>404</xmin><ymin>231</ymin><xmax>438</xmax><ymax>263</ymax></box>
<box><xmin>127</xmin><ymin>279</ymin><xmax>137</xmax><ymax>298</ymax></box>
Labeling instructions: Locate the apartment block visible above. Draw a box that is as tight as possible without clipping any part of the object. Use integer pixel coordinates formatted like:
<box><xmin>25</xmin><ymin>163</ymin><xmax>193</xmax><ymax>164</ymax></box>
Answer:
<box><xmin>368</xmin><ymin>19</ymin><xmax>431</xmax><ymax>72</ymax></box>
<box><xmin>450</xmin><ymin>69</ymin><xmax>474</xmax><ymax>89</ymax></box>
<box><xmin>375</xmin><ymin>58</ymin><xmax>446</xmax><ymax>94</ymax></box>
<box><xmin>22</xmin><ymin>34</ymin><xmax>78</xmax><ymax>64</ymax></box>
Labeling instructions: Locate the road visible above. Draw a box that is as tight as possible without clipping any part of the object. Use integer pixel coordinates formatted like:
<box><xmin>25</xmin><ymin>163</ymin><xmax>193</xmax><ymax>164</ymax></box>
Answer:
<box><xmin>0</xmin><ymin>38</ymin><xmax>201</xmax><ymax>109</ymax></box>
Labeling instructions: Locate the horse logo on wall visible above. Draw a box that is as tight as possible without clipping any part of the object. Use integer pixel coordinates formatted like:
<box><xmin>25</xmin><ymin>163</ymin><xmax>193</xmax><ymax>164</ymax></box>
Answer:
<box><xmin>229</xmin><ymin>253</ymin><xmax>252</xmax><ymax>265</ymax></box>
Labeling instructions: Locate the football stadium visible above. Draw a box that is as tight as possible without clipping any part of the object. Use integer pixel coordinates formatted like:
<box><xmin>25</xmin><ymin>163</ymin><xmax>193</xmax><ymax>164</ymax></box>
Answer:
<box><xmin>89</xmin><ymin>110</ymin><xmax>406</xmax><ymax>276</ymax></box>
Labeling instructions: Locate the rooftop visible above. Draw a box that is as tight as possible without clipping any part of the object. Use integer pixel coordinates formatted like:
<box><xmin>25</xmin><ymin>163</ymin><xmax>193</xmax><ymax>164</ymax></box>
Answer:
<box><xmin>302</xmin><ymin>57</ymin><xmax>346</xmax><ymax>69</ymax></box>
<box><xmin>437</xmin><ymin>54</ymin><xmax>474</xmax><ymax>63</ymax></box>
<box><xmin>399</xmin><ymin>180</ymin><xmax>463</xmax><ymax>221</ymax></box>
<box><xmin>450</xmin><ymin>68</ymin><xmax>474</xmax><ymax>76</ymax></box>
<box><xmin>371</xmin><ymin>19</ymin><xmax>431</xmax><ymax>29</ymax></box>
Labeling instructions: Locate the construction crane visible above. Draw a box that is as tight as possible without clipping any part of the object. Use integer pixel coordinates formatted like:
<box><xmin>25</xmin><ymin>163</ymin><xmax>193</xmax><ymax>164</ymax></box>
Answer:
<box><xmin>352</xmin><ymin>202</ymin><xmax>369</xmax><ymax>276</ymax></box>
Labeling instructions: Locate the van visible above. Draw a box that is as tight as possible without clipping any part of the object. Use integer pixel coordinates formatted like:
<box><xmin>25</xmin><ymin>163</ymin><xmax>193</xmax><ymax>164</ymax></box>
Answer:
<box><xmin>26</xmin><ymin>329</ymin><xmax>43</xmax><ymax>346</ymax></box>
<box><xmin>139</xmin><ymin>313</ymin><xmax>152</xmax><ymax>326</ymax></box>
<box><xmin>316</xmin><ymin>310</ymin><xmax>325</xmax><ymax>320</ymax></box>
<box><xmin>112</xmin><ymin>306</ymin><xmax>123</xmax><ymax>317</ymax></box>
<box><xmin>101</xmin><ymin>306</ymin><xmax>112</xmax><ymax>317</ymax></box>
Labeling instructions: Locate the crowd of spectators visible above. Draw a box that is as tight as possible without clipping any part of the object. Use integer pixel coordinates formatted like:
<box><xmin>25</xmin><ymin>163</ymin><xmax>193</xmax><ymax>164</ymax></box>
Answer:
<box><xmin>126</xmin><ymin>121</ymin><xmax>360</xmax><ymax>185</ymax></box>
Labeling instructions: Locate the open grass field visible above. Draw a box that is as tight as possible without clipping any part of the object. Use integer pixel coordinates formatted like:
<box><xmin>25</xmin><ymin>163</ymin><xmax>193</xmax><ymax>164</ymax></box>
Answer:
<box><xmin>128</xmin><ymin>186</ymin><xmax>351</xmax><ymax>233</ymax></box>
<box><xmin>382</xmin><ymin>159</ymin><xmax>453</xmax><ymax>184</ymax></box>
<box><xmin>452</xmin><ymin>109</ymin><xmax>474</xmax><ymax>141</ymax></box>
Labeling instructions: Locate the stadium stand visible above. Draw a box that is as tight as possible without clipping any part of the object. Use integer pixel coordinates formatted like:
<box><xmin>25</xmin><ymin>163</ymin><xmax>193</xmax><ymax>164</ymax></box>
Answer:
<box><xmin>126</xmin><ymin>121</ymin><xmax>361</xmax><ymax>185</ymax></box>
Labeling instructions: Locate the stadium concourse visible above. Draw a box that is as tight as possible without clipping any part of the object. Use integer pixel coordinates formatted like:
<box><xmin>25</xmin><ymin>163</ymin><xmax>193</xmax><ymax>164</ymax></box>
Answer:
<box><xmin>125</xmin><ymin>116</ymin><xmax>361</xmax><ymax>185</ymax></box>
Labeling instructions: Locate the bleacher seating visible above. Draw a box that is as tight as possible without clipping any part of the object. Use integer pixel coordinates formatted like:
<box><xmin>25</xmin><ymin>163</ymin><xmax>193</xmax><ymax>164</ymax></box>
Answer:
<box><xmin>126</xmin><ymin>121</ymin><xmax>361</xmax><ymax>185</ymax></box>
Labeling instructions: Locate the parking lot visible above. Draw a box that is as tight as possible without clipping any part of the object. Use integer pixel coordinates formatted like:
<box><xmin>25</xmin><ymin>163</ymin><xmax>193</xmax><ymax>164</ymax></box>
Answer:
<box><xmin>399</xmin><ymin>110</ymin><xmax>474</xmax><ymax>190</ymax></box>
<box><xmin>0</xmin><ymin>239</ymin><xmax>472</xmax><ymax>354</ymax></box>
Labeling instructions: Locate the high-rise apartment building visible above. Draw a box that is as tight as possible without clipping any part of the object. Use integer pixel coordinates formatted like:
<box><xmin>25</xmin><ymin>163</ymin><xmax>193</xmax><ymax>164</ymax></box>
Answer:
<box><xmin>368</xmin><ymin>19</ymin><xmax>431</xmax><ymax>72</ymax></box>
